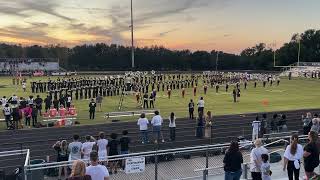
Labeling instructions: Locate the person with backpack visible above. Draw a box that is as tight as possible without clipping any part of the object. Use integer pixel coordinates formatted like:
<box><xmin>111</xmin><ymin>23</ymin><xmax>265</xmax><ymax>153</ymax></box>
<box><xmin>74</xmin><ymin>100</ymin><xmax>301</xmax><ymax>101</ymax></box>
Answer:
<box><xmin>168</xmin><ymin>112</ymin><xmax>176</xmax><ymax>141</ymax></box>
<box><xmin>302</xmin><ymin>112</ymin><xmax>312</xmax><ymax>135</ymax></box>
<box><xmin>283</xmin><ymin>134</ymin><xmax>303</xmax><ymax>180</ymax></box>
<box><xmin>303</xmin><ymin>131</ymin><xmax>320</xmax><ymax>180</ymax></box>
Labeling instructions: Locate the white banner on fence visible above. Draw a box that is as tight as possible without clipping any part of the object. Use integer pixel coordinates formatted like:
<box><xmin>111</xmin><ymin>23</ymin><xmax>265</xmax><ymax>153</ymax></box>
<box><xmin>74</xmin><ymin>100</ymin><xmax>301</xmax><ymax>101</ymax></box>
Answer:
<box><xmin>125</xmin><ymin>157</ymin><xmax>145</xmax><ymax>174</ymax></box>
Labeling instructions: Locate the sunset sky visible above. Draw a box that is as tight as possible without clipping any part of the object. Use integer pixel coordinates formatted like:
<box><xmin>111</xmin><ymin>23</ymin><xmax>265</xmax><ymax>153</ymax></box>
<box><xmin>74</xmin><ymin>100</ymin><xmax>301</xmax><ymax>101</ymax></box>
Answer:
<box><xmin>0</xmin><ymin>0</ymin><xmax>319</xmax><ymax>54</ymax></box>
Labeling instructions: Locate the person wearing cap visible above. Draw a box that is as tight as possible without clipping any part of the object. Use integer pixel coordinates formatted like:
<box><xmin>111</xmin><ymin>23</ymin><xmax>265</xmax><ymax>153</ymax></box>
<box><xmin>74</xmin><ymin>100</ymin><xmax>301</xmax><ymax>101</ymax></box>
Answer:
<box><xmin>89</xmin><ymin>99</ymin><xmax>96</xmax><ymax>120</ymax></box>
<box><xmin>250</xmin><ymin>139</ymin><xmax>268</xmax><ymax>180</ymax></box>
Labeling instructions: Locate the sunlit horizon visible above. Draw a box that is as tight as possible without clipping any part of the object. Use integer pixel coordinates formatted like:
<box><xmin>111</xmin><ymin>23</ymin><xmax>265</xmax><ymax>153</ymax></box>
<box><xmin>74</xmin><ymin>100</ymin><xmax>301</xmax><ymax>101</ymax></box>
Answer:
<box><xmin>0</xmin><ymin>0</ymin><xmax>319</xmax><ymax>54</ymax></box>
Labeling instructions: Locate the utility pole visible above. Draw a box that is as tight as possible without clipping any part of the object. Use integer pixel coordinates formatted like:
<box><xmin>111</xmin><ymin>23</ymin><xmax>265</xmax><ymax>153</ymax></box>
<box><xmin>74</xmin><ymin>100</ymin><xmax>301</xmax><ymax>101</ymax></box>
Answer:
<box><xmin>131</xmin><ymin>0</ymin><xmax>135</xmax><ymax>69</ymax></box>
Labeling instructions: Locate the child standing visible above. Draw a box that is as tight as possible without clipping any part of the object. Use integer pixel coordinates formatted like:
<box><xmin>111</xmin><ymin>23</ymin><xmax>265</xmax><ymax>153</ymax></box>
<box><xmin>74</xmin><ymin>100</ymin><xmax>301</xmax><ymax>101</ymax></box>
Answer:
<box><xmin>261</xmin><ymin>154</ymin><xmax>271</xmax><ymax>180</ymax></box>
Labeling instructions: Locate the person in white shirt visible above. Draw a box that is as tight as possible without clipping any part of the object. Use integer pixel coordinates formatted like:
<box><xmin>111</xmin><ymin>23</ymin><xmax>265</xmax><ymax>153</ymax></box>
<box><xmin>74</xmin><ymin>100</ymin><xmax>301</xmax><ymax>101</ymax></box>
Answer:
<box><xmin>252</xmin><ymin>116</ymin><xmax>261</xmax><ymax>142</ymax></box>
<box><xmin>168</xmin><ymin>112</ymin><xmax>176</xmax><ymax>141</ymax></box>
<box><xmin>250</xmin><ymin>139</ymin><xmax>268</xmax><ymax>180</ymax></box>
<box><xmin>66</xmin><ymin>95</ymin><xmax>72</xmax><ymax>110</ymax></box>
<box><xmin>3</xmin><ymin>104</ymin><xmax>12</xmax><ymax>129</ymax></box>
<box><xmin>283</xmin><ymin>134</ymin><xmax>303</xmax><ymax>180</ymax></box>
<box><xmin>82</xmin><ymin>135</ymin><xmax>96</xmax><ymax>161</ymax></box>
<box><xmin>97</xmin><ymin>132</ymin><xmax>108</xmax><ymax>165</ymax></box>
<box><xmin>137</xmin><ymin>113</ymin><xmax>149</xmax><ymax>144</ymax></box>
<box><xmin>261</xmin><ymin>154</ymin><xmax>271</xmax><ymax>180</ymax></box>
<box><xmin>86</xmin><ymin>151</ymin><xmax>110</xmax><ymax>180</ymax></box>
<box><xmin>197</xmin><ymin>97</ymin><xmax>205</xmax><ymax>115</ymax></box>
<box><xmin>68</xmin><ymin>134</ymin><xmax>82</xmax><ymax>161</ymax></box>
<box><xmin>151</xmin><ymin>110</ymin><xmax>164</xmax><ymax>143</ymax></box>
<box><xmin>22</xmin><ymin>82</ymin><xmax>26</xmax><ymax>92</ymax></box>
<box><xmin>1</xmin><ymin>96</ymin><xmax>7</xmax><ymax>107</ymax></box>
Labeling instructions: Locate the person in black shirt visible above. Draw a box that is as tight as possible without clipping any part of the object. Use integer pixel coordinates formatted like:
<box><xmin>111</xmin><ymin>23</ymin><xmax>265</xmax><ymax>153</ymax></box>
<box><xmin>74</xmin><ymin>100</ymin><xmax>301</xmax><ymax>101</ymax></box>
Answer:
<box><xmin>232</xmin><ymin>88</ymin><xmax>237</xmax><ymax>103</ymax></box>
<box><xmin>31</xmin><ymin>104</ymin><xmax>38</xmax><ymax>127</ymax></box>
<box><xmin>143</xmin><ymin>93</ymin><xmax>148</xmax><ymax>109</ymax></box>
<box><xmin>188</xmin><ymin>99</ymin><xmax>194</xmax><ymax>119</ymax></box>
<box><xmin>89</xmin><ymin>99</ymin><xmax>96</xmax><ymax>120</ymax></box>
<box><xmin>223</xmin><ymin>141</ymin><xmax>243</xmax><ymax>180</ymax></box>
<box><xmin>108</xmin><ymin>133</ymin><xmax>119</xmax><ymax>174</ymax></box>
<box><xmin>120</xmin><ymin>130</ymin><xmax>131</xmax><ymax>170</ymax></box>
<box><xmin>303</xmin><ymin>131</ymin><xmax>320</xmax><ymax>179</ymax></box>
<box><xmin>53</xmin><ymin>98</ymin><xmax>59</xmax><ymax>110</ymax></box>
<box><xmin>149</xmin><ymin>93</ymin><xmax>154</xmax><ymax>108</ymax></box>
<box><xmin>34</xmin><ymin>95</ymin><xmax>43</xmax><ymax>116</ymax></box>
<box><xmin>44</xmin><ymin>95</ymin><xmax>51</xmax><ymax>112</ymax></box>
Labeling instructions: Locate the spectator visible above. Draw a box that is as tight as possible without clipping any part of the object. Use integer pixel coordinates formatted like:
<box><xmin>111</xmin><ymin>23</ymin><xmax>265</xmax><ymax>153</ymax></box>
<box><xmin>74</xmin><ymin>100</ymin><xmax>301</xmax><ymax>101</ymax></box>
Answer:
<box><xmin>34</xmin><ymin>95</ymin><xmax>43</xmax><ymax>116</ymax></box>
<box><xmin>3</xmin><ymin>104</ymin><xmax>12</xmax><ymax>129</ymax></box>
<box><xmin>204</xmin><ymin>111</ymin><xmax>212</xmax><ymax>138</ymax></box>
<box><xmin>168</xmin><ymin>112</ymin><xmax>176</xmax><ymax>141</ymax></box>
<box><xmin>89</xmin><ymin>99</ymin><xmax>96</xmax><ymax>120</ymax></box>
<box><xmin>53</xmin><ymin>140</ymin><xmax>69</xmax><ymax>180</ymax></box>
<box><xmin>31</xmin><ymin>104</ymin><xmax>38</xmax><ymax>127</ymax></box>
<box><xmin>137</xmin><ymin>113</ymin><xmax>149</xmax><ymax>144</ymax></box>
<box><xmin>69</xmin><ymin>134</ymin><xmax>82</xmax><ymax>161</ymax></box>
<box><xmin>197</xmin><ymin>97</ymin><xmax>205</xmax><ymax>115</ymax></box>
<box><xmin>66</xmin><ymin>95</ymin><xmax>72</xmax><ymax>110</ymax></box>
<box><xmin>270</xmin><ymin>114</ymin><xmax>278</xmax><ymax>133</ymax></box>
<box><xmin>310</xmin><ymin>114</ymin><xmax>320</xmax><ymax>133</ymax></box>
<box><xmin>278</xmin><ymin>114</ymin><xmax>288</xmax><ymax>132</ymax></box>
<box><xmin>108</xmin><ymin>133</ymin><xmax>119</xmax><ymax>174</ymax></box>
<box><xmin>302</xmin><ymin>113</ymin><xmax>313</xmax><ymax>135</ymax></box>
<box><xmin>67</xmin><ymin>160</ymin><xmax>92</xmax><ymax>180</ymax></box>
<box><xmin>260</xmin><ymin>114</ymin><xmax>268</xmax><ymax>136</ymax></box>
<box><xmin>82</xmin><ymin>136</ymin><xmax>96</xmax><ymax>160</ymax></box>
<box><xmin>283</xmin><ymin>134</ymin><xmax>303</xmax><ymax>180</ymax></box>
<box><xmin>44</xmin><ymin>95</ymin><xmax>51</xmax><ymax>113</ymax></box>
<box><xmin>119</xmin><ymin>130</ymin><xmax>130</xmax><ymax>170</ymax></box>
<box><xmin>151</xmin><ymin>110</ymin><xmax>164</xmax><ymax>143</ymax></box>
<box><xmin>86</xmin><ymin>151</ymin><xmax>110</xmax><ymax>180</ymax></box>
<box><xmin>196</xmin><ymin>112</ymin><xmax>204</xmax><ymax>138</ymax></box>
<box><xmin>12</xmin><ymin>105</ymin><xmax>21</xmax><ymax>130</ymax></box>
<box><xmin>261</xmin><ymin>154</ymin><xmax>271</xmax><ymax>180</ymax></box>
<box><xmin>97</xmin><ymin>132</ymin><xmax>108</xmax><ymax>165</ymax></box>
<box><xmin>188</xmin><ymin>99</ymin><xmax>195</xmax><ymax>119</ymax></box>
<box><xmin>96</xmin><ymin>94</ymin><xmax>103</xmax><ymax>112</ymax></box>
<box><xmin>223</xmin><ymin>141</ymin><xmax>243</xmax><ymax>180</ymax></box>
<box><xmin>303</xmin><ymin>131</ymin><xmax>320</xmax><ymax>179</ymax></box>
<box><xmin>23</xmin><ymin>104</ymin><xmax>32</xmax><ymax>128</ymax></box>
<box><xmin>252</xmin><ymin>116</ymin><xmax>261</xmax><ymax>142</ymax></box>
<box><xmin>250</xmin><ymin>139</ymin><xmax>268</xmax><ymax>180</ymax></box>
<box><xmin>1</xmin><ymin>96</ymin><xmax>7</xmax><ymax>107</ymax></box>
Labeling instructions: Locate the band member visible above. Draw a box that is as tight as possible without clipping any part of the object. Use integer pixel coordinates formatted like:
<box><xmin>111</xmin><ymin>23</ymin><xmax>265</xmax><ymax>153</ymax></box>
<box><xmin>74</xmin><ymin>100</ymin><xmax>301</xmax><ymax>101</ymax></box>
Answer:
<box><xmin>188</xmin><ymin>99</ymin><xmax>195</xmax><ymax>119</ymax></box>
<box><xmin>149</xmin><ymin>93</ymin><xmax>155</xmax><ymax>108</ymax></box>
<box><xmin>143</xmin><ymin>93</ymin><xmax>148</xmax><ymax>109</ymax></box>
<box><xmin>277</xmin><ymin>78</ymin><xmax>280</xmax><ymax>86</ymax></box>
<box><xmin>22</xmin><ymin>82</ymin><xmax>26</xmax><ymax>92</ymax></box>
<box><xmin>182</xmin><ymin>88</ymin><xmax>185</xmax><ymax>98</ymax></box>
<box><xmin>216</xmin><ymin>84</ymin><xmax>219</xmax><ymax>93</ymax></box>
<box><xmin>244</xmin><ymin>81</ymin><xmax>247</xmax><ymax>89</ymax></box>
<box><xmin>254</xmin><ymin>81</ymin><xmax>257</xmax><ymax>88</ymax></box>
<box><xmin>225</xmin><ymin>83</ymin><xmax>229</xmax><ymax>92</ymax></box>
<box><xmin>89</xmin><ymin>99</ymin><xmax>96</xmax><ymax>120</ymax></box>
<box><xmin>232</xmin><ymin>88</ymin><xmax>237</xmax><ymax>103</ymax></box>
<box><xmin>203</xmin><ymin>84</ymin><xmax>208</xmax><ymax>95</ymax></box>
<box><xmin>168</xmin><ymin>88</ymin><xmax>172</xmax><ymax>99</ymax></box>
<box><xmin>135</xmin><ymin>91</ymin><xmax>141</xmax><ymax>104</ymax></box>
<box><xmin>193</xmin><ymin>86</ymin><xmax>197</xmax><ymax>96</ymax></box>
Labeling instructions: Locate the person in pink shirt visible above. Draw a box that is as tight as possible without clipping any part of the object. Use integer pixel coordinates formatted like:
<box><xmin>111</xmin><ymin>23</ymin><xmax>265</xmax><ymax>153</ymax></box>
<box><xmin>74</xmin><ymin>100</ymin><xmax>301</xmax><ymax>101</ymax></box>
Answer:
<box><xmin>23</xmin><ymin>104</ymin><xmax>32</xmax><ymax>128</ymax></box>
<box><xmin>49</xmin><ymin>105</ymin><xmax>58</xmax><ymax>117</ymax></box>
<box><xmin>59</xmin><ymin>105</ymin><xmax>66</xmax><ymax>117</ymax></box>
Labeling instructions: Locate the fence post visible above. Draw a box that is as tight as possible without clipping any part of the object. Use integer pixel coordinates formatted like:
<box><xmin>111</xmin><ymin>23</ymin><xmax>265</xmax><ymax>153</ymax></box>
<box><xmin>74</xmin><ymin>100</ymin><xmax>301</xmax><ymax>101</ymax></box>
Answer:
<box><xmin>203</xmin><ymin>147</ymin><xmax>209</xmax><ymax>180</ymax></box>
<box><xmin>243</xmin><ymin>163</ymin><xmax>248</xmax><ymax>179</ymax></box>
<box><xmin>155</xmin><ymin>154</ymin><xmax>158</xmax><ymax>180</ymax></box>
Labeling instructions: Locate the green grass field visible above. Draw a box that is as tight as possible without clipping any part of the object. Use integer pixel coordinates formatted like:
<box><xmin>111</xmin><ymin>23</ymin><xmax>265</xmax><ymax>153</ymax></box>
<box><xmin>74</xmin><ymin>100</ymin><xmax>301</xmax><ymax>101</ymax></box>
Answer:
<box><xmin>0</xmin><ymin>76</ymin><xmax>320</xmax><ymax>130</ymax></box>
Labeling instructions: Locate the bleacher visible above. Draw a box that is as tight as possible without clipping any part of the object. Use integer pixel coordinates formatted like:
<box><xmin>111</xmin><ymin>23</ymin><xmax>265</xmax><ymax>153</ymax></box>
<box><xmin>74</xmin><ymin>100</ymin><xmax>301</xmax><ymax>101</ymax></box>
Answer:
<box><xmin>280</xmin><ymin>62</ymin><xmax>320</xmax><ymax>77</ymax></box>
<box><xmin>0</xmin><ymin>58</ymin><xmax>59</xmax><ymax>72</ymax></box>
<box><xmin>0</xmin><ymin>108</ymin><xmax>318</xmax><ymax>175</ymax></box>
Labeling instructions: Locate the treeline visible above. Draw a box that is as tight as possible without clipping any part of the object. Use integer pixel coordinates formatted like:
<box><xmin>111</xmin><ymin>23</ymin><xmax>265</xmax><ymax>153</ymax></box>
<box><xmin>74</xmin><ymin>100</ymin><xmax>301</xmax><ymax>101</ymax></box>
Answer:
<box><xmin>0</xmin><ymin>29</ymin><xmax>319</xmax><ymax>71</ymax></box>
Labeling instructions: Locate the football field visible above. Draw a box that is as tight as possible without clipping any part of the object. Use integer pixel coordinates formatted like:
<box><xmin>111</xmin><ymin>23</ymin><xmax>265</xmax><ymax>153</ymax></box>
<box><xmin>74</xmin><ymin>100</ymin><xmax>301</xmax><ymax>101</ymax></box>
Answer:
<box><xmin>0</xmin><ymin>76</ymin><xmax>319</xmax><ymax>130</ymax></box>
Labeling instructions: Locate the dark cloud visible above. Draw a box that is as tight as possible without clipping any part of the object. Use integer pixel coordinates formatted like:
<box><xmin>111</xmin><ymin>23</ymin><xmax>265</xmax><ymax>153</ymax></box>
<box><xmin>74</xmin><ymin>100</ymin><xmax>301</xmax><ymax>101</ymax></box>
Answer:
<box><xmin>0</xmin><ymin>0</ymin><xmax>73</xmax><ymax>21</ymax></box>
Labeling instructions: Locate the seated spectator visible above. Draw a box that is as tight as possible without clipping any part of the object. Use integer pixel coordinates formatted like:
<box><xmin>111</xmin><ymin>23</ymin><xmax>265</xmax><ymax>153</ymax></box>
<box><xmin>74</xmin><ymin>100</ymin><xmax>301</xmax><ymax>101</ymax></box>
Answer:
<box><xmin>86</xmin><ymin>151</ymin><xmax>110</xmax><ymax>180</ymax></box>
<box><xmin>223</xmin><ymin>141</ymin><xmax>243</xmax><ymax>180</ymax></box>
<box><xmin>67</xmin><ymin>160</ymin><xmax>91</xmax><ymax>180</ymax></box>
<box><xmin>302</xmin><ymin>112</ymin><xmax>312</xmax><ymax>135</ymax></box>
<box><xmin>59</xmin><ymin>105</ymin><xmax>67</xmax><ymax>117</ymax></box>
<box><xmin>310</xmin><ymin>114</ymin><xmax>320</xmax><ymax>133</ymax></box>
<box><xmin>69</xmin><ymin>105</ymin><xmax>77</xmax><ymax>116</ymax></box>
<box><xmin>49</xmin><ymin>105</ymin><xmax>58</xmax><ymax>117</ymax></box>
<box><xmin>303</xmin><ymin>131</ymin><xmax>320</xmax><ymax>179</ymax></box>
<box><xmin>53</xmin><ymin>140</ymin><xmax>69</xmax><ymax>180</ymax></box>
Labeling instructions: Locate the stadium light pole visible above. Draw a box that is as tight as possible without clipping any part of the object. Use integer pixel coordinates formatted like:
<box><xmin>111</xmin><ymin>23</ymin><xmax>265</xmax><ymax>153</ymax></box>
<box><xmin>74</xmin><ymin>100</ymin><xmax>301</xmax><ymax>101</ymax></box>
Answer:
<box><xmin>130</xmin><ymin>0</ymin><xmax>135</xmax><ymax>69</ymax></box>
<box><xmin>215</xmin><ymin>51</ymin><xmax>219</xmax><ymax>71</ymax></box>
<box><xmin>297</xmin><ymin>35</ymin><xmax>301</xmax><ymax>67</ymax></box>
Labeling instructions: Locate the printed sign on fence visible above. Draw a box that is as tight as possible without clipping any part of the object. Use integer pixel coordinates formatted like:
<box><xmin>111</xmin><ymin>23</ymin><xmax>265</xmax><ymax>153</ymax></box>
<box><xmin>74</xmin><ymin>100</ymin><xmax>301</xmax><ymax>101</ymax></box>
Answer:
<box><xmin>125</xmin><ymin>157</ymin><xmax>145</xmax><ymax>174</ymax></box>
